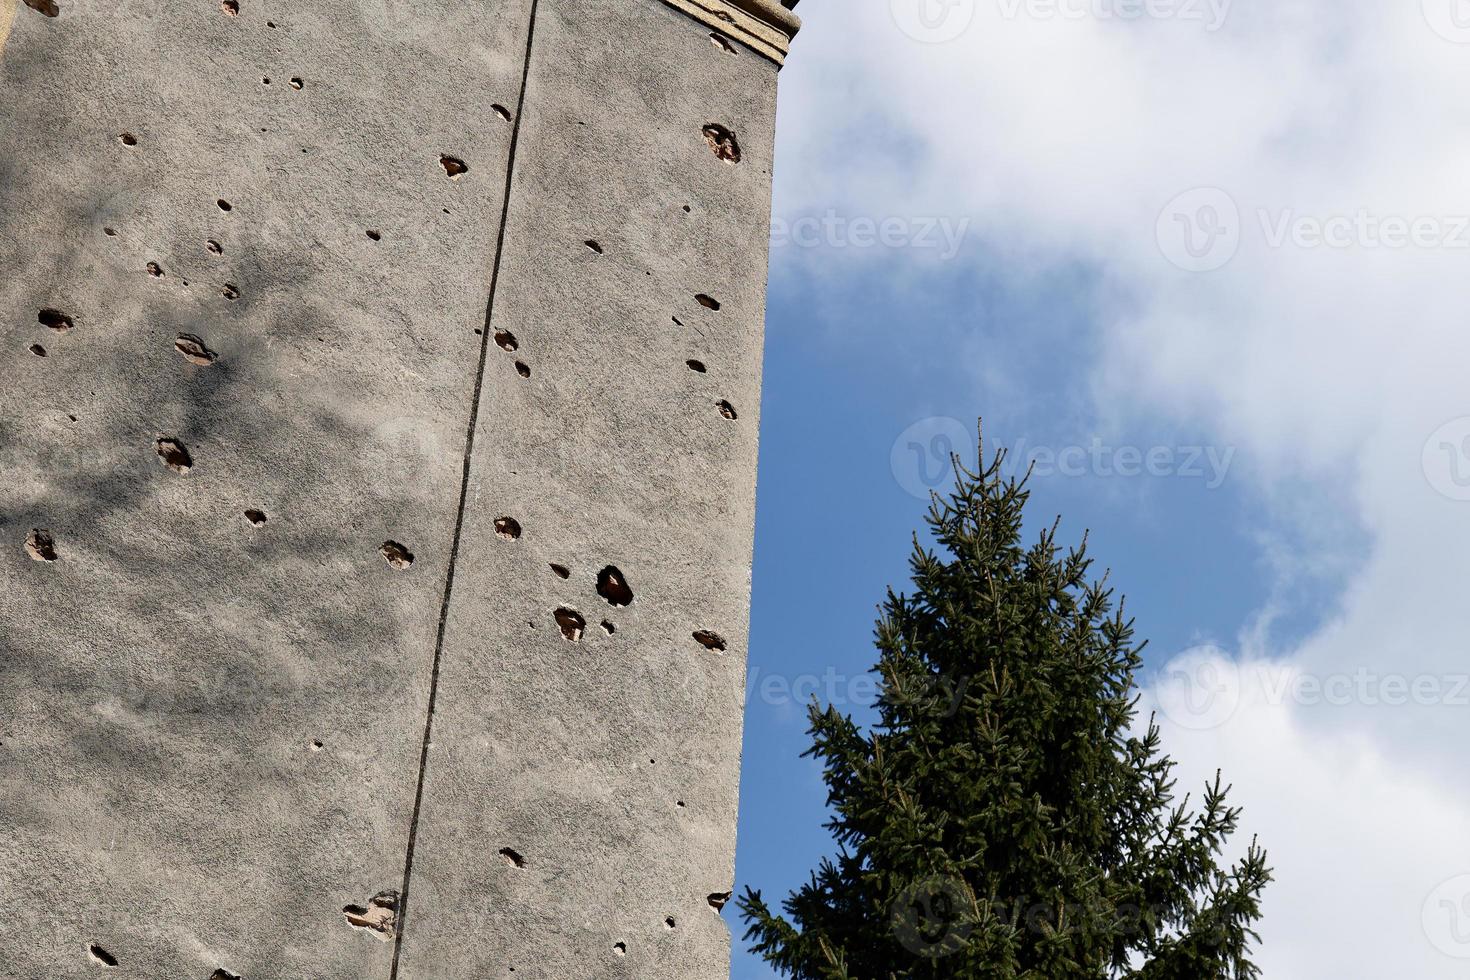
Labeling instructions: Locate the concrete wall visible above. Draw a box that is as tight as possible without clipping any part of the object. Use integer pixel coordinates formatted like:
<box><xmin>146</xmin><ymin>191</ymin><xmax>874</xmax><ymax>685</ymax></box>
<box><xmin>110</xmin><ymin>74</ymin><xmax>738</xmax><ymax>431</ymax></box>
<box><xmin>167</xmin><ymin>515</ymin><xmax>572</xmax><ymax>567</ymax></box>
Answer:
<box><xmin>0</xmin><ymin>0</ymin><xmax>792</xmax><ymax>977</ymax></box>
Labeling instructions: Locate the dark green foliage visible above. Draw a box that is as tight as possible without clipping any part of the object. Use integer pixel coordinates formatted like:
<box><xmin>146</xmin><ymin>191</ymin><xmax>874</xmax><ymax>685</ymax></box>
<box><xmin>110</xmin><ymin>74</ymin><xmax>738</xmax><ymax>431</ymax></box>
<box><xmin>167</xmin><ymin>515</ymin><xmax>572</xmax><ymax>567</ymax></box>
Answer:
<box><xmin>740</xmin><ymin>432</ymin><xmax>1269</xmax><ymax>979</ymax></box>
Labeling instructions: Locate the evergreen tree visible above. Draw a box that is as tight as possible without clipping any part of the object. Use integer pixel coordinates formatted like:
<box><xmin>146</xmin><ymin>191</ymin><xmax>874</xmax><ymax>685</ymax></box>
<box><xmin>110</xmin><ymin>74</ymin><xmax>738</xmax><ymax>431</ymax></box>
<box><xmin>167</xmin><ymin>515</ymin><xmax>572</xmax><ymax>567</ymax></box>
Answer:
<box><xmin>739</xmin><ymin>431</ymin><xmax>1270</xmax><ymax>979</ymax></box>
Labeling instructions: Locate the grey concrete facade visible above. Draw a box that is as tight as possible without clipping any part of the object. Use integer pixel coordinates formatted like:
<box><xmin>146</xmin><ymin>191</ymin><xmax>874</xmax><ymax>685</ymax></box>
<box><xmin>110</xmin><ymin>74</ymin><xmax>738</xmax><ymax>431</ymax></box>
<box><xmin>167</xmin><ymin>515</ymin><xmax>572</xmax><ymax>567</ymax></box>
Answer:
<box><xmin>0</xmin><ymin>0</ymin><xmax>796</xmax><ymax>977</ymax></box>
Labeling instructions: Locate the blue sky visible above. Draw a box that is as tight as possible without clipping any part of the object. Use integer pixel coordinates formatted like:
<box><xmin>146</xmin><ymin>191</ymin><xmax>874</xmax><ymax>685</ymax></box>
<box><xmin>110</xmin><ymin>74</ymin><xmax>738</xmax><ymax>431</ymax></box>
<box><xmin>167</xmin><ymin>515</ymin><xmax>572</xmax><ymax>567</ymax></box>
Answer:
<box><xmin>729</xmin><ymin>1</ymin><xmax>1470</xmax><ymax>976</ymax></box>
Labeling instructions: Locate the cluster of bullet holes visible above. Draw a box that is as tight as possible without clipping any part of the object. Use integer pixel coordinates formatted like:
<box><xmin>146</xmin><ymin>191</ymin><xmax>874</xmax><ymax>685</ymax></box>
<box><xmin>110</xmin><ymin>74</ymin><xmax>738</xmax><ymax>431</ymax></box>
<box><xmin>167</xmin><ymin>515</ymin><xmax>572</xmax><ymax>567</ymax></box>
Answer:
<box><xmin>25</xmin><ymin>530</ymin><xmax>58</xmax><ymax>563</ymax></box>
<box><xmin>380</xmin><ymin>541</ymin><xmax>414</xmax><ymax>570</ymax></box>
<box><xmin>693</xmin><ymin>630</ymin><xmax>727</xmax><ymax>652</ymax></box>
<box><xmin>87</xmin><ymin>945</ymin><xmax>116</xmax><ymax>967</ymax></box>
<box><xmin>22</xmin><ymin>0</ymin><xmax>59</xmax><ymax>16</ymax></box>
<box><xmin>343</xmin><ymin>890</ymin><xmax>399</xmax><ymax>941</ymax></box>
<box><xmin>491</xmin><ymin>328</ymin><xmax>530</xmax><ymax>378</ymax></box>
<box><xmin>440</xmin><ymin>155</ymin><xmax>468</xmax><ymax>179</ymax></box>
<box><xmin>702</xmin><ymin>124</ymin><xmax>742</xmax><ymax>164</ymax></box>
<box><xmin>155</xmin><ymin>438</ymin><xmax>193</xmax><ymax>474</ymax></box>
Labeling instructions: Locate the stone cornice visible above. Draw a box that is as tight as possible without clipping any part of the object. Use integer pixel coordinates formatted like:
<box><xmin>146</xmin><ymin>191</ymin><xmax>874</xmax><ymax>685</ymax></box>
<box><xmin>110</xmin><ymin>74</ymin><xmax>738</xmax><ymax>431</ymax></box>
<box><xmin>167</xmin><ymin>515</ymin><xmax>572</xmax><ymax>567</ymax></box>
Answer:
<box><xmin>658</xmin><ymin>0</ymin><xmax>801</xmax><ymax>66</ymax></box>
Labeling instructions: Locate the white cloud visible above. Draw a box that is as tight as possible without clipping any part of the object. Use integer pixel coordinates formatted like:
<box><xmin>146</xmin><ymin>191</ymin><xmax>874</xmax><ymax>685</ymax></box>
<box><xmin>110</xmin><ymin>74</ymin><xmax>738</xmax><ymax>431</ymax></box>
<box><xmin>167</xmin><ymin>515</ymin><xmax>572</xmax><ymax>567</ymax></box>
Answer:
<box><xmin>777</xmin><ymin>0</ymin><xmax>1470</xmax><ymax>972</ymax></box>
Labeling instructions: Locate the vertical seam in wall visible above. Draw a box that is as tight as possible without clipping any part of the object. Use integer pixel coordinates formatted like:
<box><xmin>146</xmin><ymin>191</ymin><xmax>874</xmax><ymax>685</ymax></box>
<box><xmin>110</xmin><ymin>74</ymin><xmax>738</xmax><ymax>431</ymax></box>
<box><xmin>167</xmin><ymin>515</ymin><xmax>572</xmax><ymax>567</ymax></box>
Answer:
<box><xmin>388</xmin><ymin>2</ymin><xmax>541</xmax><ymax>975</ymax></box>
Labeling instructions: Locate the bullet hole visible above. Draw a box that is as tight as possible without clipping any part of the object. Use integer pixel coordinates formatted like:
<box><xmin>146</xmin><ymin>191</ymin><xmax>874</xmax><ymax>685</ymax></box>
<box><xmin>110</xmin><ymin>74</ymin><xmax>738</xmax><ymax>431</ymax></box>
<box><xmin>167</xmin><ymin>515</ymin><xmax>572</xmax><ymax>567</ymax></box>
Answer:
<box><xmin>693</xmin><ymin>630</ymin><xmax>727</xmax><ymax>652</ymax></box>
<box><xmin>104</xmin><ymin>227</ymin><xmax>118</xmax><ymax>237</ymax></box>
<box><xmin>22</xmin><ymin>0</ymin><xmax>58</xmax><ymax>16</ymax></box>
<box><xmin>672</xmin><ymin>315</ymin><xmax>684</xmax><ymax>327</ymax></box>
<box><xmin>710</xmin><ymin>32</ymin><xmax>735</xmax><ymax>53</ymax></box>
<box><xmin>554</xmin><ymin>607</ymin><xmax>586</xmax><ymax>642</ymax></box>
<box><xmin>380</xmin><ymin>541</ymin><xmax>414</xmax><ymax>570</ymax></box>
<box><xmin>244</xmin><ymin>509</ymin><xmax>267</xmax><ymax>527</ymax></box>
<box><xmin>222</xmin><ymin>283</ymin><xmax>240</xmax><ymax>300</ymax></box>
<box><xmin>146</xmin><ymin>262</ymin><xmax>165</xmax><ymax>278</ymax></box>
<box><xmin>600</xmin><ymin>620</ymin><xmax>615</xmax><ymax>635</ymax></box>
<box><xmin>596</xmin><ymin>566</ymin><xmax>633</xmax><ymax>607</ymax></box>
<box><xmin>289</xmin><ymin>77</ymin><xmax>303</xmax><ymax>89</ymax></box>
<box><xmin>494</xmin><ymin>330</ymin><xmax>518</xmax><ymax>352</ymax></box>
<box><xmin>25</xmin><ymin>530</ymin><xmax>58</xmax><ymax>563</ymax></box>
<box><xmin>584</xmin><ymin>240</ymin><xmax>603</xmax><ymax>254</ymax></box>
<box><xmin>217</xmin><ymin>199</ymin><xmax>233</xmax><ymax>212</ymax></box>
<box><xmin>38</xmin><ymin>310</ymin><xmax>73</xmax><ymax>333</ymax></box>
<box><xmin>499</xmin><ymin>847</ymin><xmax>526</xmax><ymax>868</ymax></box>
<box><xmin>366</xmin><ymin>229</ymin><xmax>381</xmax><ymax>241</ymax></box>
<box><xmin>549</xmin><ymin>563</ymin><xmax>570</xmax><ymax>579</ymax></box>
<box><xmin>695</xmin><ymin>293</ymin><xmax>721</xmax><ymax>310</ymax></box>
<box><xmin>708</xmin><ymin>891</ymin><xmax>732</xmax><ymax>911</ymax></box>
<box><xmin>266</xmin><ymin>19</ymin><xmax>275</xmax><ymax>27</ymax></box>
<box><xmin>118</xmin><ymin>132</ymin><xmax>137</xmax><ymax>146</ymax></box>
<box><xmin>28</xmin><ymin>344</ymin><xmax>46</xmax><ymax>357</ymax></box>
<box><xmin>310</xmin><ymin>739</ymin><xmax>323</xmax><ymax>751</ymax></box>
<box><xmin>702</xmin><ymin>123</ymin><xmax>741</xmax><ymax>164</ymax></box>
<box><xmin>683</xmin><ymin>205</ymin><xmax>692</xmax><ymax>213</ymax></box>
<box><xmin>87</xmin><ymin>945</ymin><xmax>117</xmax><ymax>967</ymax></box>
<box><xmin>261</xmin><ymin>77</ymin><xmax>271</xmax><ymax>85</ymax></box>
<box><xmin>664</xmin><ymin>917</ymin><xmax>677</xmax><ymax>929</ymax></box>
<box><xmin>155</xmin><ymin>438</ymin><xmax>193</xmax><ymax>474</ymax></box>
<box><xmin>343</xmin><ymin>890</ymin><xmax>399</xmax><ymax>940</ymax></box>
<box><xmin>676</xmin><ymin>800</ymin><xmax>686</xmax><ymax>808</ymax></box>
<box><xmin>494</xmin><ymin>517</ymin><xmax>521</xmax><ymax>540</ymax></box>
<box><xmin>612</xmin><ymin>943</ymin><xmax>626</xmax><ymax>957</ymax></box>
<box><xmin>492</xmin><ymin>104</ymin><xmax>512</xmax><ymax>121</ymax></box>
<box><xmin>175</xmin><ymin>334</ymin><xmax>217</xmax><ymax>366</ymax></box>
<box><xmin>515</xmin><ymin>361</ymin><xmax>531</xmax><ymax>378</ymax></box>
<box><xmin>717</xmin><ymin>400</ymin><xmax>738</xmax><ymax>420</ymax></box>
<box><xmin>440</xmin><ymin>155</ymin><xmax>468</xmax><ymax>178</ymax></box>
<box><xmin>210</xmin><ymin>970</ymin><xmax>242</xmax><ymax>980</ymax></box>
<box><xmin>686</xmin><ymin>359</ymin><xmax>706</xmax><ymax>373</ymax></box>
<box><xmin>221</xmin><ymin>0</ymin><xmax>238</xmax><ymax>14</ymax></box>
<box><xmin>206</xmin><ymin>239</ymin><xmax>223</xmax><ymax>254</ymax></box>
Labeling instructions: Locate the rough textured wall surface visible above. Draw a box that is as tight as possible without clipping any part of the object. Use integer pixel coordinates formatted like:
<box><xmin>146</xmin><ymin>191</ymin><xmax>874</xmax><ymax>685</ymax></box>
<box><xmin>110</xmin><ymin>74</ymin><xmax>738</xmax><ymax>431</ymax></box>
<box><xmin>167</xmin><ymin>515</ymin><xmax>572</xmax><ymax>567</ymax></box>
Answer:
<box><xmin>0</xmin><ymin>0</ymin><xmax>783</xmax><ymax>978</ymax></box>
